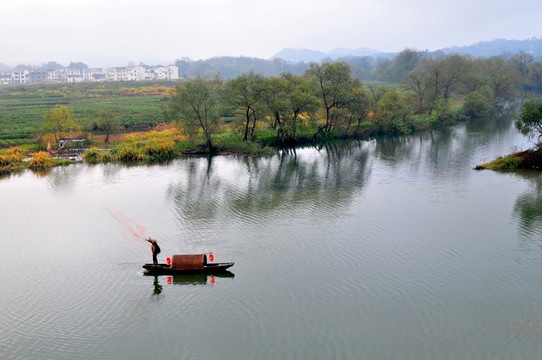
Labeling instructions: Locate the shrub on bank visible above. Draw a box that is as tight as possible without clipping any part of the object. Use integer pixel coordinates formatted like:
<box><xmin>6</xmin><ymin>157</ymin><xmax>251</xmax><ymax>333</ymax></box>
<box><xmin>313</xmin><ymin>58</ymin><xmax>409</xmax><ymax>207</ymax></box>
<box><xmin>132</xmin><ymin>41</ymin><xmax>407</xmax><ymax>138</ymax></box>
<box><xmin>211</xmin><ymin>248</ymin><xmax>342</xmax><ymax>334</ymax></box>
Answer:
<box><xmin>6</xmin><ymin>147</ymin><xmax>24</xmax><ymax>163</ymax></box>
<box><xmin>114</xmin><ymin>130</ymin><xmax>182</xmax><ymax>162</ymax></box>
<box><xmin>477</xmin><ymin>154</ymin><xmax>522</xmax><ymax>170</ymax></box>
<box><xmin>214</xmin><ymin>133</ymin><xmax>275</xmax><ymax>155</ymax></box>
<box><xmin>144</xmin><ymin>138</ymin><xmax>179</xmax><ymax>161</ymax></box>
<box><xmin>83</xmin><ymin>129</ymin><xmax>185</xmax><ymax>164</ymax></box>
<box><xmin>82</xmin><ymin>146</ymin><xmax>111</xmax><ymax>163</ymax></box>
<box><xmin>0</xmin><ymin>147</ymin><xmax>34</xmax><ymax>173</ymax></box>
<box><xmin>519</xmin><ymin>147</ymin><xmax>542</xmax><ymax>169</ymax></box>
<box><xmin>463</xmin><ymin>91</ymin><xmax>492</xmax><ymax>119</ymax></box>
<box><xmin>27</xmin><ymin>151</ymin><xmax>54</xmax><ymax>170</ymax></box>
<box><xmin>0</xmin><ymin>154</ymin><xmax>14</xmax><ymax>173</ymax></box>
<box><xmin>475</xmin><ymin>149</ymin><xmax>542</xmax><ymax>171</ymax></box>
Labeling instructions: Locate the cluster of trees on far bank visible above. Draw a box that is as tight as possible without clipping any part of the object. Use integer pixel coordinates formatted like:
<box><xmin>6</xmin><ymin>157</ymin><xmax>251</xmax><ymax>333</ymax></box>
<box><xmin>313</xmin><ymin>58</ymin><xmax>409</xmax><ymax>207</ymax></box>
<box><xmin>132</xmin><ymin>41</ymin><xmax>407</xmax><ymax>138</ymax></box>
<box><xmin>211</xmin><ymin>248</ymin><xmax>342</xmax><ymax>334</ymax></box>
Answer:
<box><xmin>25</xmin><ymin>51</ymin><xmax>539</xmax><ymax>161</ymax></box>
<box><xmin>171</xmin><ymin>48</ymin><xmax>542</xmax><ymax>90</ymax></box>
<box><xmin>165</xmin><ymin>50</ymin><xmax>536</xmax><ymax>151</ymax></box>
<box><xmin>5</xmin><ymin>49</ymin><xmax>542</xmax><ymax>171</ymax></box>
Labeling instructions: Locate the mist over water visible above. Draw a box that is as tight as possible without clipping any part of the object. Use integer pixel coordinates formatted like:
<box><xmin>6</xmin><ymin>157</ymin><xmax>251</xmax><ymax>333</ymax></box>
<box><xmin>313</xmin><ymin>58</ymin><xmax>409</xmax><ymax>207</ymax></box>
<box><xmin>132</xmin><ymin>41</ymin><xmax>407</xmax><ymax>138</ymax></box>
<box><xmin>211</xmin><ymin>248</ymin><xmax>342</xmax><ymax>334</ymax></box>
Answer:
<box><xmin>2</xmin><ymin>114</ymin><xmax>542</xmax><ymax>359</ymax></box>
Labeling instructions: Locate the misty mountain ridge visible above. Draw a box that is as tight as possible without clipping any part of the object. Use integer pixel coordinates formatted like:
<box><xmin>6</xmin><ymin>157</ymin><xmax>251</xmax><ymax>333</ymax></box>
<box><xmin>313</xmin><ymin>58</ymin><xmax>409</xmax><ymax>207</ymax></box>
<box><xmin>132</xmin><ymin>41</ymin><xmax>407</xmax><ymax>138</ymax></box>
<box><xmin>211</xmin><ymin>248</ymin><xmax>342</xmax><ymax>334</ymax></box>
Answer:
<box><xmin>272</xmin><ymin>37</ymin><xmax>542</xmax><ymax>62</ymax></box>
<box><xmin>2</xmin><ymin>37</ymin><xmax>541</xmax><ymax>73</ymax></box>
<box><xmin>272</xmin><ymin>47</ymin><xmax>393</xmax><ymax>63</ymax></box>
<box><xmin>439</xmin><ymin>37</ymin><xmax>542</xmax><ymax>57</ymax></box>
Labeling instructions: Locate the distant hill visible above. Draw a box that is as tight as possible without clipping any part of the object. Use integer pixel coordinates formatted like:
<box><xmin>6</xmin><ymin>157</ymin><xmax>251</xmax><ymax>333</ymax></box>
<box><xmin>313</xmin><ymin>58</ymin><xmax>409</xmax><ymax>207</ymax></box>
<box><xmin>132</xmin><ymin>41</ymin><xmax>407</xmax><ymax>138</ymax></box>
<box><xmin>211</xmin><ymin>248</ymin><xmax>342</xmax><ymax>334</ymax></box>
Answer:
<box><xmin>0</xmin><ymin>63</ymin><xmax>11</xmax><ymax>71</ymax></box>
<box><xmin>271</xmin><ymin>48</ymin><xmax>329</xmax><ymax>63</ymax></box>
<box><xmin>439</xmin><ymin>37</ymin><xmax>542</xmax><ymax>58</ymax></box>
<box><xmin>272</xmin><ymin>38</ymin><xmax>542</xmax><ymax>62</ymax></box>
<box><xmin>328</xmin><ymin>47</ymin><xmax>390</xmax><ymax>58</ymax></box>
<box><xmin>271</xmin><ymin>47</ymin><xmax>393</xmax><ymax>63</ymax></box>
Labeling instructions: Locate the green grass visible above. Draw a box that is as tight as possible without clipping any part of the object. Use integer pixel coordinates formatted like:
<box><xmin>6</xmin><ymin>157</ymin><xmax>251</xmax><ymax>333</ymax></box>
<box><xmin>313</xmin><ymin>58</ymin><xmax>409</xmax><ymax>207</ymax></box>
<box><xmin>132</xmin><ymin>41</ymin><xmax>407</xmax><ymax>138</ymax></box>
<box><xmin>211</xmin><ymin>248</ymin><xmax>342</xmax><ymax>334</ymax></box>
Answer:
<box><xmin>476</xmin><ymin>153</ymin><xmax>524</xmax><ymax>171</ymax></box>
<box><xmin>0</xmin><ymin>81</ymin><xmax>404</xmax><ymax>146</ymax></box>
<box><xmin>213</xmin><ymin>133</ymin><xmax>276</xmax><ymax>156</ymax></box>
<box><xmin>476</xmin><ymin>148</ymin><xmax>542</xmax><ymax>171</ymax></box>
<box><xmin>0</xmin><ymin>81</ymin><xmax>176</xmax><ymax>146</ymax></box>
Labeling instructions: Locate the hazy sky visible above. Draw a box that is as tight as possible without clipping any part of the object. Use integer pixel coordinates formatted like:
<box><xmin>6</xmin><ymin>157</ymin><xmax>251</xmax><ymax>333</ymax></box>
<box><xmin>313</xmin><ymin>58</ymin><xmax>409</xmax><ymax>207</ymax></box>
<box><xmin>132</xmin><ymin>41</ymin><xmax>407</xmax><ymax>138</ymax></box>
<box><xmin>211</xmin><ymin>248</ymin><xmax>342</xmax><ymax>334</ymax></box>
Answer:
<box><xmin>1</xmin><ymin>0</ymin><xmax>541</xmax><ymax>66</ymax></box>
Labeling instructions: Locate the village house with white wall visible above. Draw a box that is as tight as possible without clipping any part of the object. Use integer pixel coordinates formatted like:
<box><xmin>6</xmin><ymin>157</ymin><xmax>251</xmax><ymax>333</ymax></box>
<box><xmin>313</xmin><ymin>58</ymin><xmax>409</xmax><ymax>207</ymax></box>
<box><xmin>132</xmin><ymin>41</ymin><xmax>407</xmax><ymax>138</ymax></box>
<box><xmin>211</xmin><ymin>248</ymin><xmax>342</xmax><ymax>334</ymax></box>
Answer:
<box><xmin>0</xmin><ymin>65</ymin><xmax>179</xmax><ymax>85</ymax></box>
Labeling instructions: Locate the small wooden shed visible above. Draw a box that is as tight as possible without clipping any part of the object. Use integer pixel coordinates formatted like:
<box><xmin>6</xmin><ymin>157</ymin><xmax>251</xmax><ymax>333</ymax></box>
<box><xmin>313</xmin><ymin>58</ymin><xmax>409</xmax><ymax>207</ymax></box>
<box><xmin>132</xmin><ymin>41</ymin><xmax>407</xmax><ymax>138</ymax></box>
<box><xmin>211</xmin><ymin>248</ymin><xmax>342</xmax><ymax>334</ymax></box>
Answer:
<box><xmin>171</xmin><ymin>254</ymin><xmax>207</xmax><ymax>270</ymax></box>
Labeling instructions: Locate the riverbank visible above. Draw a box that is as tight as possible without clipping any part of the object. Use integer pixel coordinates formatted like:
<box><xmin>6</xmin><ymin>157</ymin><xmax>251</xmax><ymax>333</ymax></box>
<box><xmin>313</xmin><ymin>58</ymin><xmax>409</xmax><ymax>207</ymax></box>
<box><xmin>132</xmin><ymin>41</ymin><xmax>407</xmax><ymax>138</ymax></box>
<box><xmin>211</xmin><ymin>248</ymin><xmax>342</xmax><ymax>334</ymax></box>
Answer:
<box><xmin>79</xmin><ymin>102</ymin><xmax>474</xmax><ymax>165</ymax></box>
<box><xmin>475</xmin><ymin>147</ymin><xmax>542</xmax><ymax>171</ymax></box>
<box><xmin>0</xmin><ymin>108</ymin><xmax>489</xmax><ymax>175</ymax></box>
<box><xmin>0</xmin><ymin>148</ymin><xmax>74</xmax><ymax>176</ymax></box>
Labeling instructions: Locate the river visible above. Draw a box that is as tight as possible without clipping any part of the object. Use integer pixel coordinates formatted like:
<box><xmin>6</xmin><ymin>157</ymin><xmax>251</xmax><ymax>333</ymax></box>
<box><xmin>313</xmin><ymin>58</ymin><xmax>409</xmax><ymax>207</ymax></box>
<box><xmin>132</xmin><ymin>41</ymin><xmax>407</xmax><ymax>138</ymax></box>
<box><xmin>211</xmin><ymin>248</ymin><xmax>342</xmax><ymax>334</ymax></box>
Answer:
<box><xmin>2</xmin><ymin>114</ymin><xmax>542</xmax><ymax>359</ymax></box>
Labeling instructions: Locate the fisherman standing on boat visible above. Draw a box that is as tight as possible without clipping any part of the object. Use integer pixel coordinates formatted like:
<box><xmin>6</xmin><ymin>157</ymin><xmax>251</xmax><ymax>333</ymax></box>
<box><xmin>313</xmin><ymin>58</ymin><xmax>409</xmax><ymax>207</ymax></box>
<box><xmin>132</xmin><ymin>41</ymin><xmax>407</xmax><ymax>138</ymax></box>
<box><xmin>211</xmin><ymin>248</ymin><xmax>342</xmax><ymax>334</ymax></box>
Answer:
<box><xmin>146</xmin><ymin>238</ymin><xmax>161</xmax><ymax>265</ymax></box>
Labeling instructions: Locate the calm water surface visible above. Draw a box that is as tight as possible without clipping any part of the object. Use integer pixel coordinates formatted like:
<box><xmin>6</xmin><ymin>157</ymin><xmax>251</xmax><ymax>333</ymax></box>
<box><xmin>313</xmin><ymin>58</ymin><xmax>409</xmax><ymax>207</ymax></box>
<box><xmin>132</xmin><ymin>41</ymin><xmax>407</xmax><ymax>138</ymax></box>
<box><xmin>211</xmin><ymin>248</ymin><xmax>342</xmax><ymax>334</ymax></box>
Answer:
<box><xmin>2</xmin><ymin>115</ymin><xmax>542</xmax><ymax>359</ymax></box>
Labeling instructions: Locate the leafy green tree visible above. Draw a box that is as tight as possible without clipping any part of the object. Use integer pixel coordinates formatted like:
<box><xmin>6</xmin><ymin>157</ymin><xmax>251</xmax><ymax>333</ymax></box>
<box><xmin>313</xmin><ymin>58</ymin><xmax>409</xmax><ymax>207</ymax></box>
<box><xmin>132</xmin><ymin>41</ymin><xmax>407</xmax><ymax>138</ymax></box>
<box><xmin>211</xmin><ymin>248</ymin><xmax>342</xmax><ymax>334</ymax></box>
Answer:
<box><xmin>261</xmin><ymin>76</ymin><xmax>288</xmax><ymax>135</ymax></box>
<box><xmin>515</xmin><ymin>98</ymin><xmax>542</xmax><ymax>144</ymax></box>
<box><xmin>405</xmin><ymin>55</ymin><xmax>468</xmax><ymax>115</ymax></box>
<box><xmin>366</xmin><ymin>85</ymin><xmax>390</xmax><ymax>110</ymax></box>
<box><xmin>42</xmin><ymin>105</ymin><xmax>80</xmax><ymax>145</ymax></box>
<box><xmin>68</xmin><ymin>62</ymin><xmax>88</xmax><ymax>70</ymax></box>
<box><xmin>439</xmin><ymin>54</ymin><xmax>468</xmax><ymax>99</ymax></box>
<box><xmin>391</xmin><ymin>48</ymin><xmax>425</xmax><ymax>83</ymax></box>
<box><xmin>261</xmin><ymin>74</ymin><xmax>318</xmax><ymax>145</ymax></box>
<box><xmin>461</xmin><ymin>72</ymin><xmax>490</xmax><ymax>94</ymax></box>
<box><xmin>41</xmin><ymin>62</ymin><xmax>64</xmax><ymax>70</ymax></box>
<box><xmin>281</xmin><ymin>73</ymin><xmax>319</xmax><ymax>142</ymax></box>
<box><xmin>97</xmin><ymin>109</ymin><xmax>121</xmax><ymax>142</ymax></box>
<box><xmin>348</xmin><ymin>56</ymin><xmax>375</xmax><ymax>80</ymax></box>
<box><xmin>166</xmin><ymin>76</ymin><xmax>222</xmax><ymax>151</ymax></box>
<box><xmin>373</xmin><ymin>58</ymin><xmax>394</xmax><ymax>82</ymax></box>
<box><xmin>224</xmin><ymin>71</ymin><xmax>265</xmax><ymax>141</ymax></box>
<box><xmin>425</xmin><ymin>58</ymin><xmax>447</xmax><ymax>110</ymax></box>
<box><xmin>375</xmin><ymin>90</ymin><xmax>412</xmax><ymax>135</ymax></box>
<box><xmin>346</xmin><ymin>87</ymin><xmax>371</xmax><ymax>133</ymax></box>
<box><xmin>402</xmin><ymin>67</ymin><xmax>432</xmax><ymax>114</ymax></box>
<box><xmin>13</xmin><ymin>64</ymin><xmax>33</xmax><ymax>71</ymax></box>
<box><xmin>305</xmin><ymin>62</ymin><xmax>358</xmax><ymax>136</ymax></box>
<box><xmin>483</xmin><ymin>56</ymin><xmax>518</xmax><ymax>106</ymax></box>
<box><xmin>527</xmin><ymin>62</ymin><xmax>542</xmax><ymax>93</ymax></box>
<box><xmin>432</xmin><ymin>98</ymin><xmax>455</xmax><ymax>124</ymax></box>
<box><xmin>511</xmin><ymin>51</ymin><xmax>534</xmax><ymax>83</ymax></box>
<box><xmin>462</xmin><ymin>91</ymin><xmax>492</xmax><ymax>119</ymax></box>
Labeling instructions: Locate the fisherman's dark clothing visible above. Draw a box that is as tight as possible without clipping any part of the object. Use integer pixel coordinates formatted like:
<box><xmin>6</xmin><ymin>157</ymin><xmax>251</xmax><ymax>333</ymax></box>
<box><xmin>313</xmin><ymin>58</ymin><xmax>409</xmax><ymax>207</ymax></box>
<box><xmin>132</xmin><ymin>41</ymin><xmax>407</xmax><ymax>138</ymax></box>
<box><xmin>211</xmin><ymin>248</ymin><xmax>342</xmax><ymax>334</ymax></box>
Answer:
<box><xmin>147</xmin><ymin>239</ymin><xmax>161</xmax><ymax>265</ymax></box>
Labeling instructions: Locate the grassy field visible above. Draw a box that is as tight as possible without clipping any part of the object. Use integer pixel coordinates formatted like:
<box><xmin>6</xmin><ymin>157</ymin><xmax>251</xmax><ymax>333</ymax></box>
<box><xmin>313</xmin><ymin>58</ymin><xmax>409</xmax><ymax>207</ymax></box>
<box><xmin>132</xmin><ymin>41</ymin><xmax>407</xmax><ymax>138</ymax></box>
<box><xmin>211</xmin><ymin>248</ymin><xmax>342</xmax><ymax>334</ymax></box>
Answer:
<box><xmin>0</xmin><ymin>81</ymin><xmax>176</xmax><ymax>147</ymax></box>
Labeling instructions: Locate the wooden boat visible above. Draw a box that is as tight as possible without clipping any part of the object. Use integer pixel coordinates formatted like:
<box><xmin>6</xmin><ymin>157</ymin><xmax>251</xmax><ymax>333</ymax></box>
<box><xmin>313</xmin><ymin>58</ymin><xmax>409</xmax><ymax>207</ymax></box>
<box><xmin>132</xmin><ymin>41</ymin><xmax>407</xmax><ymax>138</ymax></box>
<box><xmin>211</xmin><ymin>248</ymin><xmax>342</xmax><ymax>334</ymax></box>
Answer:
<box><xmin>143</xmin><ymin>254</ymin><xmax>234</xmax><ymax>275</ymax></box>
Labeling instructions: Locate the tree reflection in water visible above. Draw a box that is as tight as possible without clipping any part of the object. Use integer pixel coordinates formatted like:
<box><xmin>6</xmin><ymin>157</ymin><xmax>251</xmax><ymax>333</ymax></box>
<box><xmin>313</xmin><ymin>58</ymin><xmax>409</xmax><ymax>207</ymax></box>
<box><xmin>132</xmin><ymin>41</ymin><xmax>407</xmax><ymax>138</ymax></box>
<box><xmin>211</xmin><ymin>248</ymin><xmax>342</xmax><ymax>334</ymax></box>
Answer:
<box><xmin>165</xmin><ymin>141</ymin><xmax>372</xmax><ymax>230</ymax></box>
<box><xmin>513</xmin><ymin>171</ymin><xmax>542</xmax><ymax>239</ymax></box>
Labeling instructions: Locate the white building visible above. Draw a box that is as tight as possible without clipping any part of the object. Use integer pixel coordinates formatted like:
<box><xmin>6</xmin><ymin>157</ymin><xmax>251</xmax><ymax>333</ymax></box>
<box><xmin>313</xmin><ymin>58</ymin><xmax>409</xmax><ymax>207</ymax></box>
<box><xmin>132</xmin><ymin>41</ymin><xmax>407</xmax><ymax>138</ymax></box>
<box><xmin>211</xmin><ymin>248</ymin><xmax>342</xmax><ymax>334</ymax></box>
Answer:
<box><xmin>0</xmin><ymin>65</ymin><xmax>179</xmax><ymax>84</ymax></box>
<box><xmin>105</xmin><ymin>67</ymin><xmax>146</xmax><ymax>81</ymax></box>
<box><xmin>29</xmin><ymin>70</ymin><xmax>48</xmax><ymax>83</ymax></box>
<box><xmin>149</xmin><ymin>66</ymin><xmax>179</xmax><ymax>80</ymax></box>
<box><xmin>0</xmin><ymin>73</ymin><xmax>12</xmax><ymax>85</ymax></box>
<box><xmin>47</xmin><ymin>69</ymin><xmax>67</xmax><ymax>82</ymax></box>
<box><xmin>104</xmin><ymin>66</ymin><xmax>178</xmax><ymax>81</ymax></box>
<box><xmin>12</xmin><ymin>70</ymin><xmax>30</xmax><ymax>84</ymax></box>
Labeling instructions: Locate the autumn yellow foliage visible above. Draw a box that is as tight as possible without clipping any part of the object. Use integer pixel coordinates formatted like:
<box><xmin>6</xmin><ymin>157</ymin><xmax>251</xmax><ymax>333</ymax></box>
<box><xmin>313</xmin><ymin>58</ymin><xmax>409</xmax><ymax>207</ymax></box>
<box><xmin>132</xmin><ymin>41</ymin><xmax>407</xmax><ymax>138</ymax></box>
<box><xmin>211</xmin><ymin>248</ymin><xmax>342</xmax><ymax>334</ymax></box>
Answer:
<box><xmin>28</xmin><ymin>151</ymin><xmax>54</xmax><ymax>170</ymax></box>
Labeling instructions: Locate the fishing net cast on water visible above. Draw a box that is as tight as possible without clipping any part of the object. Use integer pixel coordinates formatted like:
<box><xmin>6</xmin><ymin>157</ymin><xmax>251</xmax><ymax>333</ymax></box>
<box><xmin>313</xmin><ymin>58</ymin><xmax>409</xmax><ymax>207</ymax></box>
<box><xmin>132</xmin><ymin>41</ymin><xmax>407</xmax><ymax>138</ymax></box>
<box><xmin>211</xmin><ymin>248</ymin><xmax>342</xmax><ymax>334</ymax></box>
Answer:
<box><xmin>104</xmin><ymin>206</ymin><xmax>147</xmax><ymax>244</ymax></box>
